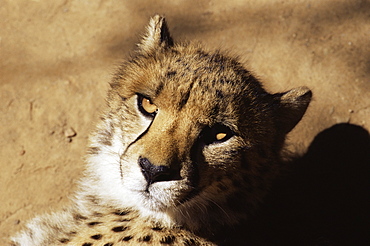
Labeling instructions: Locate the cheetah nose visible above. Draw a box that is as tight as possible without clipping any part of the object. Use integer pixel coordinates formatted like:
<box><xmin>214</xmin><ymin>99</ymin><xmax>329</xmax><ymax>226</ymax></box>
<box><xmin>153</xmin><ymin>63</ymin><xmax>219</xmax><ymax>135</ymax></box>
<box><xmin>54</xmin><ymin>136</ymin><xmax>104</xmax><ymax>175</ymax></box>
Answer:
<box><xmin>138</xmin><ymin>157</ymin><xmax>180</xmax><ymax>185</ymax></box>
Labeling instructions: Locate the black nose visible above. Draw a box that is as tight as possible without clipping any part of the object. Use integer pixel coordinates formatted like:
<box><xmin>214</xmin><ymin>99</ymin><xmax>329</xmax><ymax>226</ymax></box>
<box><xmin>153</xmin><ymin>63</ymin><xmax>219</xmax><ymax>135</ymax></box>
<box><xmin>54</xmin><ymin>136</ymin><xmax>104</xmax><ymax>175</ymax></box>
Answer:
<box><xmin>139</xmin><ymin>157</ymin><xmax>180</xmax><ymax>185</ymax></box>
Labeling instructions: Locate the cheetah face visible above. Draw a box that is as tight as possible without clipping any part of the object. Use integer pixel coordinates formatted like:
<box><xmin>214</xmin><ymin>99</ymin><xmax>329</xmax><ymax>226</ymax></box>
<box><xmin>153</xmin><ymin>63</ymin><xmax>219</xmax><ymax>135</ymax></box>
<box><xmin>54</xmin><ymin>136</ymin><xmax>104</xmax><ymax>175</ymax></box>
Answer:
<box><xmin>87</xmin><ymin>16</ymin><xmax>311</xmax><ymax>229</ymax></box>
<box><xmin>117</xmin><ymin>91</ymin><xmax>247</xmax><ymax>214</ymax></box>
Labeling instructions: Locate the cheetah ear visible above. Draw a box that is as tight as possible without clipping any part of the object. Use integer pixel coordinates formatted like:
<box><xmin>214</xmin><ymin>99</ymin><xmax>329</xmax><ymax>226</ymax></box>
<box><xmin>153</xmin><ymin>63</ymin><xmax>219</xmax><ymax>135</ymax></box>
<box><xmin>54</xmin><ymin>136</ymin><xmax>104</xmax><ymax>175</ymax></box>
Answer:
<box><xmin>138</xmin><ymin>15</ymin><xmax>174</xmax><ymax>53</ymax></box>
<box><xmin>274</xmin><ymin>86</ymin><xmax>312</xmax><ymax>134</ymax></box>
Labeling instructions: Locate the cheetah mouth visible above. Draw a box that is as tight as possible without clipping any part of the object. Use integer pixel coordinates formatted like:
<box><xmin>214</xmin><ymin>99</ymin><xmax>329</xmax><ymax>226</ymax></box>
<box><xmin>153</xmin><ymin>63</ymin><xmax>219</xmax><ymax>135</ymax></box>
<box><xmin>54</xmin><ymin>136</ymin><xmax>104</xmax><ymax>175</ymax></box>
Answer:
<box><xmin>140</xmin><ymin>179</ymin><xmax>201</xmax><ymax>209</ymax></box>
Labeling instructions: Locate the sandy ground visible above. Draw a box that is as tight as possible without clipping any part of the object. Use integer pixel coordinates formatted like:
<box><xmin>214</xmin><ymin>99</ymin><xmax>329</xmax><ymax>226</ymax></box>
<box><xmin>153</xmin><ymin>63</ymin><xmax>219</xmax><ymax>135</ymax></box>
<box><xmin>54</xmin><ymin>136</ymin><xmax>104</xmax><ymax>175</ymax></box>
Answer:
<box><xmin>1</xmin><ymin>0</ymin><xmax>369</xmax><ymax>244</ymax></box>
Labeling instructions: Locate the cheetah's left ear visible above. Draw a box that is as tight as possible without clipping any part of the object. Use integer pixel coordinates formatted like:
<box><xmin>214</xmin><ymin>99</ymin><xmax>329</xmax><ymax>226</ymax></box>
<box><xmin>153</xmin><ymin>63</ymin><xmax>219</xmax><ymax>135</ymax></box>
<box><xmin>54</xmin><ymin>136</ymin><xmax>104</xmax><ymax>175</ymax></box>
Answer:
<box><xmin>274</xmin><ymin>86</ymin><xmax>312</xmax><ymax>134</ymax></box>
<box><xmin>138</xmin><ymin>15</ymin><xmax>174</xmax><ymax>53</ymax></box>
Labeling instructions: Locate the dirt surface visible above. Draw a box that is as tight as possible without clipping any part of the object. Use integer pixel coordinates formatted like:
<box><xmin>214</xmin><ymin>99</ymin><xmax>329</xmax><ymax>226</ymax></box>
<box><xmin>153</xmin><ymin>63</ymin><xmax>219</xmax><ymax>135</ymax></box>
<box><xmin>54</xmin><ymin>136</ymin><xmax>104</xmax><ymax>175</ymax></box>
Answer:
<box><xmin>1</xmin><ymin>0</ymin><xmax>369</xmax><ymax>244</ymax></box>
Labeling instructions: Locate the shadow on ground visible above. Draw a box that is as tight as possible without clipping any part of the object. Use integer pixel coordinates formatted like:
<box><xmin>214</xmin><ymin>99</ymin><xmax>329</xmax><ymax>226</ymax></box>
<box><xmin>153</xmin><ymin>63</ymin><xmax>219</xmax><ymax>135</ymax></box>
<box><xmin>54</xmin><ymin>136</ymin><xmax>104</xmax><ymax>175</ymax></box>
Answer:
<box><xmin>222</xmin><ymin>123</ymin><xmax>370</xmax><ymax>245</ymax></box>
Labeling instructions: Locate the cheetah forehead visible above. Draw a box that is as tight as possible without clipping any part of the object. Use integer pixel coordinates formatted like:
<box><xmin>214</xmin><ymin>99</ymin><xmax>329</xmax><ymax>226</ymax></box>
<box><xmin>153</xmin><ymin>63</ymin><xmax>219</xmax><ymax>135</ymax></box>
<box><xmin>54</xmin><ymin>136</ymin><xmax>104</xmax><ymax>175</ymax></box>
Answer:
<box><xmin>112</xmin><ymin>45</ymin><xmax>269</xmax><ymax>123</ymax></box>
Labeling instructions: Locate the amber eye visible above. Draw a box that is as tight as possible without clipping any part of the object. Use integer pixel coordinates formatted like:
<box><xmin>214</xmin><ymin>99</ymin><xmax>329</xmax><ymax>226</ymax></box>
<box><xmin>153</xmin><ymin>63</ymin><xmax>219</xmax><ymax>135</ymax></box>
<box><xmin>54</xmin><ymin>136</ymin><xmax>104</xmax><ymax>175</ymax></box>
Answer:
<box><xmin>202</xmin><ymin>124</ymin><xmax>234</xmax><ymax>145</ymax></box>
<box><xmin>142</xmin><ymin>97</ymin><xmax>157</xmax><ymax>114</ymax></box>
<box><xmin>137</xmin><ymin>94</ymin><xmax>158</xmax><ymax>117</ymax></box>
<box><xmin>216</xmin><ymin>132</ymin><xmax>227</xmax><ymax>141</ymax></box>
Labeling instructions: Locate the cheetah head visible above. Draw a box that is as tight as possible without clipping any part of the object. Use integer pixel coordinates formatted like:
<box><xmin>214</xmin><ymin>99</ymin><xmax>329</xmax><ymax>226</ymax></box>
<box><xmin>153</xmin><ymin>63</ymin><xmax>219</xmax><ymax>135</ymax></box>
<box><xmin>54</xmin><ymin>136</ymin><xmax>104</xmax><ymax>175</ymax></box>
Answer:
<box><xmin>85</xmin><ymin>16</ymin><xmax>311</xmax><ymax>231</ymax></box>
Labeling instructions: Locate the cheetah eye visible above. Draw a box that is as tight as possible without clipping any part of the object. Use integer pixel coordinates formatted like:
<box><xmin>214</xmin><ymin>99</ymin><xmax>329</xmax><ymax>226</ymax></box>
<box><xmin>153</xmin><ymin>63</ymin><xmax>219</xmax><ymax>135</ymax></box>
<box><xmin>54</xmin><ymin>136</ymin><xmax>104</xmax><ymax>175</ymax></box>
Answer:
<box><xmin>137</xmin><ymin>94</ymin><xmax>158</xmax><ymax>117</ymax></box>
<box><xmin>216</xmin><ymin>132</ymin><xmax>227</xmax><ymax>141</ymax></box>
<box><xmin>202</xmin><ymin>124</ymin><xmax>234</xmax><ymax>145</ymax></box>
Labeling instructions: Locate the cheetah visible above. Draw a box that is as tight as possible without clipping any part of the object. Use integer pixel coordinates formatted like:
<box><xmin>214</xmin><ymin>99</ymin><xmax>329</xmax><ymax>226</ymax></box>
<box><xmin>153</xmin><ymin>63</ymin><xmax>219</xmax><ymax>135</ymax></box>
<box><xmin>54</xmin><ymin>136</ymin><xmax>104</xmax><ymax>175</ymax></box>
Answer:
<box><xmin>11</xmin><ymin>15</ymin><xmax>311</xmax><ymax>245</ymax></box>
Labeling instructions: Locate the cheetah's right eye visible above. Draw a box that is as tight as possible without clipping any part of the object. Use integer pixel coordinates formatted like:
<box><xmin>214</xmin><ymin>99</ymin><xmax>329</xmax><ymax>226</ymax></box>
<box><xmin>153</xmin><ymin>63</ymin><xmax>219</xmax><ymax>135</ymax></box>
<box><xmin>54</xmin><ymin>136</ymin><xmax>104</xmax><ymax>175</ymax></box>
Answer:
<box><xmin>137</xmin><ymin>94</ymin><xmax>158</xmax><ymax>117</ymax></box>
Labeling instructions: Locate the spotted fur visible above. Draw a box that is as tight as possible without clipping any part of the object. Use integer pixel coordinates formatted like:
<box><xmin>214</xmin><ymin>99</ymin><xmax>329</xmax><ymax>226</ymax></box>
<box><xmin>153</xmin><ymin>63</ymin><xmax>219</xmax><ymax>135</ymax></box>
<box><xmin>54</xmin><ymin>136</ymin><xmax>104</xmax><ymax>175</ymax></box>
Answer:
<box><xmin>11</xmin><ymin>15</ymin><xmax>311</xmax><ymax>245</ymax></box>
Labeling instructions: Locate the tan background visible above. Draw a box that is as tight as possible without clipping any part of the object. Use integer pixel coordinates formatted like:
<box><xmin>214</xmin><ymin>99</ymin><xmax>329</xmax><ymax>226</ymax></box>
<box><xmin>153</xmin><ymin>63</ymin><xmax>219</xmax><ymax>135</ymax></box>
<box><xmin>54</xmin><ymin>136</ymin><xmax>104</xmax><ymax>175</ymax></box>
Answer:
<box><xmin>1</xmin><ymin>0</ymin><xmax>369</xmax><ymax>243</ymax></box>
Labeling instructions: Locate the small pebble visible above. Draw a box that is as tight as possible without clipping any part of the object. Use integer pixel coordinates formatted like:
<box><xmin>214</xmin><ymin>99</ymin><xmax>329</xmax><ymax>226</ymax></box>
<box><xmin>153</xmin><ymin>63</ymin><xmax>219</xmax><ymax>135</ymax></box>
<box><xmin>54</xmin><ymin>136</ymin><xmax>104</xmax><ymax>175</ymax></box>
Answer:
<box><xmin>64</xmin><ymin>127</ymin><xmax>77</xmax><ymax>138</ymax></box>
